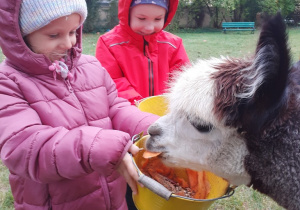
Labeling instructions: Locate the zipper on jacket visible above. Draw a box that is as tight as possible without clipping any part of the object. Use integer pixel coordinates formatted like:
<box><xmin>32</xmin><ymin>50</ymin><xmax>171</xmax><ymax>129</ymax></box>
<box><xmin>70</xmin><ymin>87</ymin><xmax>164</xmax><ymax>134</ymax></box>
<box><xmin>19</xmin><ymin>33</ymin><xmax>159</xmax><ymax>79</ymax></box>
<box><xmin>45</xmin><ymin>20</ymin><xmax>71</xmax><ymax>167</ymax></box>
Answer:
<box><xmin>64</xmin><ymin>79</ymin><xmax>89</xmax><ymax>125</ymax></box>
<box><xmin>143</xmin><ymin>38</ymin><xmax>154</xmax><ymax>96</ymax></box>
<box><xmin>64</xmin><ymin>79</ymin><xmax>74</xmax><ymax>93</ymax></box>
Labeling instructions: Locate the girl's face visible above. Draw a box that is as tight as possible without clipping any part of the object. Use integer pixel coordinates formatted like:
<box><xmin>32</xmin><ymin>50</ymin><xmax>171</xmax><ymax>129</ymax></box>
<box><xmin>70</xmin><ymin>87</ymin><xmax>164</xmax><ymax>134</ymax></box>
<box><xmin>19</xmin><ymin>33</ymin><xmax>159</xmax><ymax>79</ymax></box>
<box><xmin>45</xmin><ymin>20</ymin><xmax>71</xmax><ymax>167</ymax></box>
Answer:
<box><xmin>129</xmin><ymin>4</ymin><xmax>166</xmax><ymax>36</ymax></box>
<box><xmin>25</xmin><ymin>13</ymin><xmax>81</xmax><ymax>62</ymax></box>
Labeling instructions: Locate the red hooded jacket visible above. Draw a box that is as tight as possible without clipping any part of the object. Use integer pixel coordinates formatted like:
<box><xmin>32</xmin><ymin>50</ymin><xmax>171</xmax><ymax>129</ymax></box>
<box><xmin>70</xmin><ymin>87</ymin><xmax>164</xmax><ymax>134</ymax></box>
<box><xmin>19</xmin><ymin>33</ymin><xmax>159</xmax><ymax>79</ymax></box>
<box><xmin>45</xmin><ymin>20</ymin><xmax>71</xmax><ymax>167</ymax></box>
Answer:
<box><xmin>96</xmin><ymin>0</ymin><xmax>190</xmax><ymax>104</ymax></box>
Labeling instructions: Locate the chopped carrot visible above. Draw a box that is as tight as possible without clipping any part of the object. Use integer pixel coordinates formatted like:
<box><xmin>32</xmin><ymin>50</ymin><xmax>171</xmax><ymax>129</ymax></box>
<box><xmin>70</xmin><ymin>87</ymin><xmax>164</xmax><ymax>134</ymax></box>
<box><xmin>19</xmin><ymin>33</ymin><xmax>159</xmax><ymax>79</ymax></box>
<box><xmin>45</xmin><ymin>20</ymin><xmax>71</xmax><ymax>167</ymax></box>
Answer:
<box><xmin>186</xmin><ymin>169</ymin><xmax>210</xmax><ymax>199</ymax></box>
<box><xmin>175</xmin><ymin>177</ymin><xmax>189</xmax><ymax>188</ymax></box>
<box><xmin>154</xmin><ymin>160</ymin><xmax>172</xmax><ymax>176</ymax></box>
<box><xmin>143</xmin><ymin>150</ymin><xmax>161</xmax><ymax>159</ymax></box>
<box><xmin>194</xmin><ymin>171</ymin><xmax>206</xmax><ymax>199</ymax></box>
<box><xmin>141</xmin><ymin>158</ymin><xmax>149</xmax><ymax>169</ymax></box>
<box><xmin>186</xmin><ymin>168</ymin><xmax>198</xmax><ymax>190</ymax></box>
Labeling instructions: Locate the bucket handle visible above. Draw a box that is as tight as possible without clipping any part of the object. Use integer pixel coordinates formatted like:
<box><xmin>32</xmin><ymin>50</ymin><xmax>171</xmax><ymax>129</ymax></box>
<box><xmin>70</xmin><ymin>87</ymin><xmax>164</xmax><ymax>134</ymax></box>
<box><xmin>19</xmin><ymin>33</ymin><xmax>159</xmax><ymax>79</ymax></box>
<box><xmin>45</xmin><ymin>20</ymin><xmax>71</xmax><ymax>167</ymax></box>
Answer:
<box><xmin>138</xmin><ymin>174</ymin><xmax>173</xmax><ymax>200</ymax></box>
<box><xmin>171</xmin><ymin>185</ymin><xmax>236</xmax><ymax>201</ymax></box>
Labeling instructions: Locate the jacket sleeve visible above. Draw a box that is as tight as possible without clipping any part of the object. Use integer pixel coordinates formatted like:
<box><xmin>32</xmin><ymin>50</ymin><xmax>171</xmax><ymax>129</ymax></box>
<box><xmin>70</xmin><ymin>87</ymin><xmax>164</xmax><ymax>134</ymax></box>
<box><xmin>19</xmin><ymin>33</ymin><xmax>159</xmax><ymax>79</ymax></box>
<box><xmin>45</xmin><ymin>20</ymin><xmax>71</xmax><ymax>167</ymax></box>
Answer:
<box><xmin>95</xmin><ymin>37</ymin><xmax>143</xmax><ymax>104</ymax></box>
<box><xmin>0</xmin><ymin>73</ymin><xmax>137</xmax><ymax>183</ymax></box>
<box><xmin>169</xmin><ymin>39</ymin><xmax>190</xmax><ymax>75</ymax></box>
<box><xmin>100</xmin><ymin>68</ymin><xmax>160</xmax><ymax>135</ymax></box>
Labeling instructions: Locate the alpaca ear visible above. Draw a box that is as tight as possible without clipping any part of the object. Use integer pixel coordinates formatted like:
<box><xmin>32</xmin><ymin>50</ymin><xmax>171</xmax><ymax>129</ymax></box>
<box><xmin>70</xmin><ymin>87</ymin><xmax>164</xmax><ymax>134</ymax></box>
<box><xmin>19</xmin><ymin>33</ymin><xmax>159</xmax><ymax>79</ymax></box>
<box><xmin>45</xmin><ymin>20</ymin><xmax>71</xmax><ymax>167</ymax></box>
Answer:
<box><xmin>239</xmin><ymin>13</ymin><xmax>291</xmax><ymax>134</ymax></box>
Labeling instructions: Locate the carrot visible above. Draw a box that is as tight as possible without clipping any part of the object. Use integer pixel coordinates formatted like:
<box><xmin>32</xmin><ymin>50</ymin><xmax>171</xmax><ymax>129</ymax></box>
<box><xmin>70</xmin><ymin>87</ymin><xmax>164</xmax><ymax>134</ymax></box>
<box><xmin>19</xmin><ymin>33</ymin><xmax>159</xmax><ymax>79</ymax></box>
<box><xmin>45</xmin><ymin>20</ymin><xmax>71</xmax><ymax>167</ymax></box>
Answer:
<box><xmin>204</xmin><ymin>173</ymin><xmax>211</xmax><ymax>195</ymax></box>
<box><xmin>143</xmin><ymin>150</ymin><xmax>161</xmax><ymax>159</ymax></box>
<box><xmin>153</xmin><ymin>159</ymin><xmax>172</xmax><ymax>176</ymax></box>
<box><xmin>141</xmin><ymin>158</ymin><xmax>149</xmax><ymax>169</ymax></box>
<box><xmin>194</xmin><ymin>171</ymin><xmax>206</xmax><ymax>199</ymax></box>
<box><xmin>186</xmin><ymin>169</ymin><xmax>211</xmax><ymax>199</ymax></box>
<box><xmin>175</xmin><ymin>177</ymin><xmax>189</xmax><ymax>188</ymax></box>
<box><xmin>186</xmin><ymin>168</ymin><xmax>198</xmax><ymax>190</ymax></box>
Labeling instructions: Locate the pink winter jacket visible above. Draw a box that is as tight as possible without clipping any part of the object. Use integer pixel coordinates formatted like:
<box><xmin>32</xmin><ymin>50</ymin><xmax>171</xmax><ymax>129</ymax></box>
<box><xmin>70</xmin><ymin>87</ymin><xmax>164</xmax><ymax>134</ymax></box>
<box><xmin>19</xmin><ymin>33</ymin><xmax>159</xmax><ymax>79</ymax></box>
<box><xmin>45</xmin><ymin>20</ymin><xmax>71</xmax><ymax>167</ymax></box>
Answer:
<box><xmin>0</xmin><ymin>1</ymin><xmax>159</xmax><ymax>210</ymax></box>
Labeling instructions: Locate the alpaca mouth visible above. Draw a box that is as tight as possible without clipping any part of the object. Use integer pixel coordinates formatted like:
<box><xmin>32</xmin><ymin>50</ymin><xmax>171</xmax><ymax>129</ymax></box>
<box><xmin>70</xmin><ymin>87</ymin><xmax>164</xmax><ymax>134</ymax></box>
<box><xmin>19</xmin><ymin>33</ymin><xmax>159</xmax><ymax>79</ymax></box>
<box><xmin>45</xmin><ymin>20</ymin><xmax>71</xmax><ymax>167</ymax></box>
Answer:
<box><xmin>145</xmin><ymin>143</ymin><xmax>166</xmax><ymax>153</ymax></box>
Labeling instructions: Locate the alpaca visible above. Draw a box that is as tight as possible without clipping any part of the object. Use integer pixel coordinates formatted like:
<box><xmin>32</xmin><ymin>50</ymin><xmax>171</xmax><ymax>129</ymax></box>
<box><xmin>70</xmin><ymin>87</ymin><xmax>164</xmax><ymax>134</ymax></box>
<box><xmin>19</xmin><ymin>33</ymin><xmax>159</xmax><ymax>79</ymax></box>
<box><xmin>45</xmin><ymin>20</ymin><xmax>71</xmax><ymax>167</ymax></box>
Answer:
<box><xmin>145</xmin><ymin>13</ymin><xmax>300</xmax><ymax>210</ymax></box>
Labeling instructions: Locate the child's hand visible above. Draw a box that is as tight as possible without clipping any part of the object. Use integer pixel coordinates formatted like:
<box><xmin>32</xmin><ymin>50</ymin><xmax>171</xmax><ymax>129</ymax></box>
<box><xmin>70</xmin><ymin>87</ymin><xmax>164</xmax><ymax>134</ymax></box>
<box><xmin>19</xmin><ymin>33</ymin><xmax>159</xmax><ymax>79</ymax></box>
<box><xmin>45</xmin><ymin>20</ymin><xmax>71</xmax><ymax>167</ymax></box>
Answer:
<box><xmin>117</xmin><ymin>144</ymin><xmax>140</xmax><ymax>194</ymax></box>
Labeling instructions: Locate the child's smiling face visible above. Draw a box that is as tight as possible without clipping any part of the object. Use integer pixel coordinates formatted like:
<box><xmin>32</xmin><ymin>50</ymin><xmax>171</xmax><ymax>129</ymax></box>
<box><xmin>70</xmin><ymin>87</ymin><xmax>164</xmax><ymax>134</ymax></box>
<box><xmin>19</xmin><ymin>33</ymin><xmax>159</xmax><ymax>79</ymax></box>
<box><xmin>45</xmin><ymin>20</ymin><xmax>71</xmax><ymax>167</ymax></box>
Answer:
<box><xmin>129</xmin><ymin>4</ymin><xmax>166</xmax><ymax>36</ymax></box>
<box><xmin>25</xmin><ymin>13</ymin><xmax>81</xmax><ymax>62</ymax></box>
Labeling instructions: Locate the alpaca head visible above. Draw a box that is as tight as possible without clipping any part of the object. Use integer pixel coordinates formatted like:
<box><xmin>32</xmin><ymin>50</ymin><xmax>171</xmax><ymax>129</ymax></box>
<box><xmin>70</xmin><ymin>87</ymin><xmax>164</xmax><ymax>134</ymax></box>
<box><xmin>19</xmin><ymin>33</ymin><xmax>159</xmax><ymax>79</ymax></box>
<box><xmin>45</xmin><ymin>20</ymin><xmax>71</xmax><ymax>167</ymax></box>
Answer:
<box><xmin>145</xmin><ymin>13</ymin><xmax>300</xmax><ymax>209</ymax></box>
<box><xmin>146</xmin><ymin>57</ymin><xmax>253</xmax><ymax>186</ymax></box>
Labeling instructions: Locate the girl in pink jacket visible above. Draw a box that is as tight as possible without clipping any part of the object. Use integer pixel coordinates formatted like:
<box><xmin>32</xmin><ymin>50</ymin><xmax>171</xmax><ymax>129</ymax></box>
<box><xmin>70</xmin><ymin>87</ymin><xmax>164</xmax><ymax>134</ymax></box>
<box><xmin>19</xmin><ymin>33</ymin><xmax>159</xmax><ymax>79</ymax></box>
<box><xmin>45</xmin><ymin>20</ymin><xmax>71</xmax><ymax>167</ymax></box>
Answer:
<box><xmin>96</xmin><ymin>0</ymin><xmax>190</xmax><ymax>105</ymax></box>
<box><xmin>0</xmin><ymin>0</ymin><xmax>159</xmax><ymax>209</ymax></box>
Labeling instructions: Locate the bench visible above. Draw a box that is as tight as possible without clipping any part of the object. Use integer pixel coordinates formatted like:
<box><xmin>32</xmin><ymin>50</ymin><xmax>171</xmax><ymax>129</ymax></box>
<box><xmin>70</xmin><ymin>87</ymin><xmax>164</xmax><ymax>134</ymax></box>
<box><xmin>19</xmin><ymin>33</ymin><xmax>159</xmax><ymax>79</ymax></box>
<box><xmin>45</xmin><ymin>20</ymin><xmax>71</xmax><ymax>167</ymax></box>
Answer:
<box><xmin>222</xmin><ymin>22</ymin><xmax>255</xmax><ymax>34</ymax></box>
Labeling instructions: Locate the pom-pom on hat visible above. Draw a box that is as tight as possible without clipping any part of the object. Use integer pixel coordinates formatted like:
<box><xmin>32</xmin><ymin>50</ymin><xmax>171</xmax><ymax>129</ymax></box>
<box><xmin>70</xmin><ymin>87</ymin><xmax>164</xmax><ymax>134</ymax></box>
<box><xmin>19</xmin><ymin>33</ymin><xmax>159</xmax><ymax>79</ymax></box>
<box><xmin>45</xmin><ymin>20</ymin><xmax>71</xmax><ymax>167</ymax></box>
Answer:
<box><xmin>130</xmin><ymin>0</ymin><xmax>169</xmax><ymax>11</ymax></box>
<box><xmin>19</xmin><ymin>0</ymin><xmax>88</xmax><ymax>36</ymax></box>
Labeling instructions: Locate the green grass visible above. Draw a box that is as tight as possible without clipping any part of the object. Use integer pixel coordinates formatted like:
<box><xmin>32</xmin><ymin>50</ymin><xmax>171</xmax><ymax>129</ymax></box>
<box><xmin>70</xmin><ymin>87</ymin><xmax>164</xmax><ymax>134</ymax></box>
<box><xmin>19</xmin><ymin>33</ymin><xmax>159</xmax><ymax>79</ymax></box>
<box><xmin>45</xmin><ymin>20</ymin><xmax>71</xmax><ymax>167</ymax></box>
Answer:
<box><xmin>176</xmin><ymin>30</ymin><xmax>258</xmax><ymax>62</ymax></box>
<box><xmin>177</xmin><ymin>28</ymin><xmax>300</xmax><ymax>63</ymax></box>
<box><xmin>0</xmin><ymin>163</ymin><xmax>14</xmax><ymax>210</ymax></box>
<box><xmin>82</xmin><ymin>28</ymin><xmax>300</xmax><ymax>63</ymax></box>
<box><xmin>2</xmin><ymin>28</ymin><xmax>300</xmax><ymax>209</ymax></box>
<box><xmin>209</xmin><ymin>186</ymin><xmax>284</xmax><ymax>210</ymax></box>
<box><xmin>82</xmin><ymin>32</ymin><xmax>101</xmax><ymax>56</ymax></box>
<box><xmin>0</xmin><ymin>48</ymin><xmax>5</xmax><ymax>63</ymax></box>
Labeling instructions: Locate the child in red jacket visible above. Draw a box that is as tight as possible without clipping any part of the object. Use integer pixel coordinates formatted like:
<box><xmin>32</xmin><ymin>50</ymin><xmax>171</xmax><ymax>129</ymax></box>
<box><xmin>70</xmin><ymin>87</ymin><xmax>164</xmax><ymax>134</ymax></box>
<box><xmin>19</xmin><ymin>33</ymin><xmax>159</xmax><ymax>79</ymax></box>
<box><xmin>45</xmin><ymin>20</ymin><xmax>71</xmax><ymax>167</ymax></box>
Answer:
<box><xmin>96</xmin><ymin>0</ymin><xmax>190</xmax><ymax>105</ymax></box>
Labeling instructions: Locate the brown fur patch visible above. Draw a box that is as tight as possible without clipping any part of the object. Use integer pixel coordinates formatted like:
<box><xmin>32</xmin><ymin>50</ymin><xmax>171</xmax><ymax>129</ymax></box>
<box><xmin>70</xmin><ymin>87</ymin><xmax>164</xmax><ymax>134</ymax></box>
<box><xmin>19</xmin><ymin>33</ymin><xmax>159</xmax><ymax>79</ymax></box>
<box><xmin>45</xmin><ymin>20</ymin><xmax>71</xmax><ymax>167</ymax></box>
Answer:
<box><xmin>212</xmin><ymin>58</ymin><xmax>253</xmax><ymax>126</ymax></box>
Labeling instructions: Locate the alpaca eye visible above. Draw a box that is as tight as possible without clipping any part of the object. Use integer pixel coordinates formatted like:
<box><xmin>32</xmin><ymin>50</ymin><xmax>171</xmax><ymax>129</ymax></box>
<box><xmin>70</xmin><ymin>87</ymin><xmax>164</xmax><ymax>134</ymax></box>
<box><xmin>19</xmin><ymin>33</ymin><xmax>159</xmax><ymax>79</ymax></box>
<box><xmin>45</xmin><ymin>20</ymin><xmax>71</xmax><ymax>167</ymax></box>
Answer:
<box><xmin>194</xmin><ymin>124</ymin><xmax>213</xmax><ymax>133</ymax></box>
<box><xmin>186</xmin><ymin>116</ymin><xmax>213</xmax><ymax>133</ymax></box>
<box><xmin>190</xmin><ymin>122</ymin><xmax>213</xmax><ymax>133</ymax></box>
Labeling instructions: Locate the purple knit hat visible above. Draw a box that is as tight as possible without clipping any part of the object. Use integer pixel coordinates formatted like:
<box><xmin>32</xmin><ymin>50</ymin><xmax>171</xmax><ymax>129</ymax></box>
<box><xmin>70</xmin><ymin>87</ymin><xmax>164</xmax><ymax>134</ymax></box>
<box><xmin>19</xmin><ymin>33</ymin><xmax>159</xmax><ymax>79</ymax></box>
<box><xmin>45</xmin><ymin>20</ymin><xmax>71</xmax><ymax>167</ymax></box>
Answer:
<box><xmin>130</xmin><ymin>0</ymin><xmax>169</xmax><ymax>11</ymax></box>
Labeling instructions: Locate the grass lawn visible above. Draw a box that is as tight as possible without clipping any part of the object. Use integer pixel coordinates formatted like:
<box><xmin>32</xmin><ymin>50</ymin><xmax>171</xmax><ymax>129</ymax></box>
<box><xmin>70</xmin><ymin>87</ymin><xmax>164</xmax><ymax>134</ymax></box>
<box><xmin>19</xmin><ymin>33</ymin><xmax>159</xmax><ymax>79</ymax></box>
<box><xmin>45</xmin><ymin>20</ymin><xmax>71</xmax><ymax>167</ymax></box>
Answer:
<box><xmin>1</xmin><ymin>27</ymin><xmax>300</xmax><ymax>209</ymax></box>
<box><xmin>82</xmin><ymin>28</ymin><xmax>300</xmax><ymax>63</ymax></box>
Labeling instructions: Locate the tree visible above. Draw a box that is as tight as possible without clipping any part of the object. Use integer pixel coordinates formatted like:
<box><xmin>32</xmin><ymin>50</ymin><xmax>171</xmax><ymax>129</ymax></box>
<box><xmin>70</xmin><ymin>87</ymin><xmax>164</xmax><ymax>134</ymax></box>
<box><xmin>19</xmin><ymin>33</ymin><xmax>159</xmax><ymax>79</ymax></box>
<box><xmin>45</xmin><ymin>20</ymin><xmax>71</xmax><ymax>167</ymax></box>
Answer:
<box><xmin>200</xmin><ymin>0</ymin><xmax>225</xmax><ymax>27</ymax></box>
<box><xmin>243</xmin><ymin>0</ymin><xmax>260</xmax><ymax>21</ymax></box>
<box><xmin>106</xmin><ymin>0</ymin><xmax>119</xmax><ymax>29</ymax></box>
<box><xmin>189</xmin><ymin>0</ymin><xmax>206</xmax><ymax>27</ymax></box>
<box><xmin>189</xmin><ymin>0</ymin><xmax>299</xmax><ymax>28</ymax></box>
<box><xmin>83</xmin><ymin>0</ymin><xmax>101</xmax><ymax>33</ymax></box>
<box><xmin>259</xmin><ymin>0</ymin><xmax>298</xmax><ymax>17</ymax></box>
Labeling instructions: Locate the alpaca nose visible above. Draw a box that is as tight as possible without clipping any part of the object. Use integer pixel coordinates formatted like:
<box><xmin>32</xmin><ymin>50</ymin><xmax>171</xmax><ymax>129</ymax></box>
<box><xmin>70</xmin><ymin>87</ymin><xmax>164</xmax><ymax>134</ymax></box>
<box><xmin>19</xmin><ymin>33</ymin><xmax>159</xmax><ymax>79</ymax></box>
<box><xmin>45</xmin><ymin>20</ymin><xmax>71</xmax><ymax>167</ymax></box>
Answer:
<box><xmin>148</xmin><ymin>123</ymin><xmax>162</xmax><ymax>136</ymax></box>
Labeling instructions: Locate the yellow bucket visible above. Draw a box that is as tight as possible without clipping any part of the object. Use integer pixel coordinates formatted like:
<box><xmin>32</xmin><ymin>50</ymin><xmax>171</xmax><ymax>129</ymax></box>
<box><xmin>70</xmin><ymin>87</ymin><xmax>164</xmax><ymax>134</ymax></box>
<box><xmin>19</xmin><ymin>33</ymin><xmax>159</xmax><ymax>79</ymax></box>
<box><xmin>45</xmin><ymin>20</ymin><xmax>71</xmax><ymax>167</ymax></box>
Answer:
<box><xmin>136</xmin><ymin>95</ymin><xmax>169</xmax><ymax>117</ymax></box>
<box><xmin>132</xmin><ymin>95</ymin><xmax>234</xmax><ymax>210</ymax></box>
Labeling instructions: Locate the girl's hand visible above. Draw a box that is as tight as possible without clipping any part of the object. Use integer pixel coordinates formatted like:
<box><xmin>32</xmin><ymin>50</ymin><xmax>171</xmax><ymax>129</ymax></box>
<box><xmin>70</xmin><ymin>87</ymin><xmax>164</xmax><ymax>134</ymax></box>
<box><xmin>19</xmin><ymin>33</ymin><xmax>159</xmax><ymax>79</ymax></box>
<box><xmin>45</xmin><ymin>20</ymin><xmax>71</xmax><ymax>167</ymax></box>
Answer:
<box><xmin>117</xmin><ymin>144</ymin><xmax>140</xmax><ymax>194</ymax></box>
